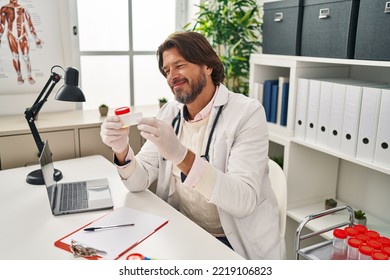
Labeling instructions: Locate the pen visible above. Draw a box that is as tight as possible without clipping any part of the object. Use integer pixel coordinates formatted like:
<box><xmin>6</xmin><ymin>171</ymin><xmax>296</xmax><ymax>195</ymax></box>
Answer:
<box><xmin>83</xmin><ymin>223</ymin><xmax>135</xmax><ymax>231</ymax></box>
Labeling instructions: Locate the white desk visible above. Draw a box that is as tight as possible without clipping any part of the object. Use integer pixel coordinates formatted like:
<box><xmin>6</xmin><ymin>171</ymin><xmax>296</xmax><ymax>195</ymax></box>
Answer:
<box><xmin>0</xmin><ymin>155</ymin><xmax>242</xmax><ymax>260</ymax></box>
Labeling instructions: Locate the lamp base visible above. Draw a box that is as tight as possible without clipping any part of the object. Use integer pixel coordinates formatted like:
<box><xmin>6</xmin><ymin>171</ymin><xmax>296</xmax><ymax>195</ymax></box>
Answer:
<box><xmin>26</xmin><ymin>168</ymin><xmax>63</xmax><ymax>185</ymax></box>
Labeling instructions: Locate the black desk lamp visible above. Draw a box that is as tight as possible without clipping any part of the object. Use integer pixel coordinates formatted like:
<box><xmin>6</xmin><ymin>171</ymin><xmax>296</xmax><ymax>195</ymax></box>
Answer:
<box><xmin>24</xmin><ymin>65</ymin><xmax>86</xmax><ymax>185</ymax></box>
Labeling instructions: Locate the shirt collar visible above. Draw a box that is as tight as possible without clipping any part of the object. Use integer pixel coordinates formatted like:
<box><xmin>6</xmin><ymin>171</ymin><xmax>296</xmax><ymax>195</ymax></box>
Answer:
<box><xmin>183</xmin><ymin>88</ymin><xmax>217</xmax><ymax>123</ymax></box>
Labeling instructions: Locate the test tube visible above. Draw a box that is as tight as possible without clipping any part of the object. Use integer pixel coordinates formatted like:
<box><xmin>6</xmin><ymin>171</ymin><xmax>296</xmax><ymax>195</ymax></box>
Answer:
<box><xmin>347</xmin><ymin>238</ymin><xmax>362</xmax><ymax>260</ymax></box>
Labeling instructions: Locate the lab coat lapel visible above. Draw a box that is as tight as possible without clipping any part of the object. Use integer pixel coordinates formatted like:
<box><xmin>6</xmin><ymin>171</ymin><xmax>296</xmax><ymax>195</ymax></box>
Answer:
<box><xmin>204</xmin><ymin>85</ymin><xmax>229</xmax><ymax>163</ymax></box>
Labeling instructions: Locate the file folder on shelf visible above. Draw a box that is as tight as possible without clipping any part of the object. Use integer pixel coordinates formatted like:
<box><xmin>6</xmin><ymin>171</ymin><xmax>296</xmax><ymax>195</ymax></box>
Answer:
<box><xmin>305</xmin><ymin>79</ymin><xmax>321</xmax><ymax>144</ymax></box>
<box><xmin>294</xmin><ymin>78</ymin><xmax>310</xmax><ymax>140</ymax></box>
<box><xmin>328</xmin><ymin>82</ymin><xmax>346</xmax><ymax>152</ymax></box>
<box><xmin>270</xmin><ymin>83</ymin><xmax>279</xmax><ymax>123</ymax></box>
<box><xmin>356</xmin><ymin>86</ymin><xmax>382</xmax><ymax>163</ymax></box>
<box><xmin>316</xmin><ymin>81</ymin><xmax>333</xmax><ymax>147</ymax></box>
<box><xmin>252</xmin><ymin>82</ymin><xmax>263</xmax><ymax>104</ymax></box>
<box><xmin>54</xmin><ymin>207</ymin><xmax>169</xmax><ymax>260</ymax></box>
<box><xmin>374</xmin><ymin>89</ymin><xmax>390</xmax><ymax>168</ymax></box>
<box><xmin>340</xmin><ymin>84</ymin><xmax>363</xmax><ymax>158</ymax></box>
<box><xmin>280</xmin><ymin>82</ymin><xmax>290</xmax><ymax>126</ymax></box>
<box><xmin>263</xmin><ymin>80</ymin><xmax>278</xmax><ymax>122</ymax></box>
<box><xmin>277</xmin><ymin>76</ymin><xmax>289</xmax><ymax>125</ymax></box>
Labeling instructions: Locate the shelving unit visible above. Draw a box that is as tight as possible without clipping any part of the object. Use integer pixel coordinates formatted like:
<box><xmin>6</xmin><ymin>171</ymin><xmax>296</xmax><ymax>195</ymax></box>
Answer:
<box><xmin>249</xmin><ymin>54</ymin><xmax>390</xmax><ymax>259</ymax></box>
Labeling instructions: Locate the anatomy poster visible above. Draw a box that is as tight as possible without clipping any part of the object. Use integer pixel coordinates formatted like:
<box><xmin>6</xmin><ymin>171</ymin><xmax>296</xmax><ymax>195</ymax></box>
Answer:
<box><xmin>0</xmin><ymin>0</ymin><xmax>63</xmax><ymax>94</ymax></box>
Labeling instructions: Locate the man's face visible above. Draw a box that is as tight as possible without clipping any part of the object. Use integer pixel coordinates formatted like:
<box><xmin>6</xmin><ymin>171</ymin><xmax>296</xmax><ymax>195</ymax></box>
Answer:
<box><xmin>162</xmin><ymin>48</ymin><xmax>208</xmax><ymax>105</ymax></box>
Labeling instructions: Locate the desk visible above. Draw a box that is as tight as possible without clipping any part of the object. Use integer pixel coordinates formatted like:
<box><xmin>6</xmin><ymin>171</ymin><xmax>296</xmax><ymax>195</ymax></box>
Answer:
<box><xmin>0</xmin><ymin>155</ymin><xmax>242</xmax><ymax>260</ymax></box>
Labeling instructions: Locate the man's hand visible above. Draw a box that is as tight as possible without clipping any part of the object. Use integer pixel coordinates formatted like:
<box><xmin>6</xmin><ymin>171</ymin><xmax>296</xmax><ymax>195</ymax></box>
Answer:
<box><xmin>100</xmin><ymin>116</ymin><xmax>129</xmax><ymax>153</ymax></box>
<box><xmin>137</xmin><ymin>117</ymin><xmax>187</xmax><ymax>165</ymax></box>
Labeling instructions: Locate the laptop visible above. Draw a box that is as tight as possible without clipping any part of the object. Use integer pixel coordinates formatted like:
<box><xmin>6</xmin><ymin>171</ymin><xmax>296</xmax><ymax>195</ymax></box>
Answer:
<box><xmin>39</xmin><ymin>140</ymin><xmax>114</xmax><ymax>215</ymax></box>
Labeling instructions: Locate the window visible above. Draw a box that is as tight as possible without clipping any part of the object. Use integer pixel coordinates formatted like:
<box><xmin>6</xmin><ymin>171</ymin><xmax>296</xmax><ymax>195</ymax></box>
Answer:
<box><xmin>75</xmin><ymin>0</ymin><xmax>198</xmax><ymax>110</ymax></box>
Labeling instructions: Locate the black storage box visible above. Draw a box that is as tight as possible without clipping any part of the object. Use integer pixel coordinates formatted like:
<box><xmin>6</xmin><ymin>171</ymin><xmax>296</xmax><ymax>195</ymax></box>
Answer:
<box><xmin>300</xmin><ymin>0</ymin><xmax>360</xmax><ymax>59</ymax></box>
<box><xmin>262</xmin><ymin>0</ymin><xmax>303</xmax><ymax>55</ymax></box>
<box><xmin>354</xmin><ymin>0</ymin><xmax>390</xmax><ymax>61</ymax></box>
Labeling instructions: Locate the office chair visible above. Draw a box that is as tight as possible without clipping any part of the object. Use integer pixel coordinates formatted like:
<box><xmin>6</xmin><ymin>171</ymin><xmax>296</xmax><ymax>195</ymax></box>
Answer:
<box><xmin>268</xmin><ymin>159</ymin><xmax>287</xmax><ymax>238</ymax></box>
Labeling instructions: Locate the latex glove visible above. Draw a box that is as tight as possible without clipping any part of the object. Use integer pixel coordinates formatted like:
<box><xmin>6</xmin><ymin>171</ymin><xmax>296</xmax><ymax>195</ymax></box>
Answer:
<box><xmin>100</xmin><ymin>116</ymin><xmax>129</xmax><ymax>153</ymax></box>
<box><xmin>137</xmin><ymin>117</ymin><xmax>187</xmax><ymax>164</ymax></box>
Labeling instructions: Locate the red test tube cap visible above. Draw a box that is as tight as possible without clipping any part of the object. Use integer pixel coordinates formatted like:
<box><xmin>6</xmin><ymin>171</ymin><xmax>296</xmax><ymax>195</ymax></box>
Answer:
<box><xmin>353</xmin><ymin>224</ymin><xmax>367</xmax><ymax>234</ymax></box>
<box><xmin>333</xmin><ymin>228</ymin><xmax>347</xmax><ymax>239</ymax></box>
<box><xmin>344</xmin><ymin>226</ymin><xmax>358</xmax><ymax>237</ymax></box>
<box><xmin>367</xmin><ymin>239</ymin><xmax>382</xmax><ymax>250</ymax></box>
<box><xmin>382</xmin><ymin>246</ymin><xmax>390</xmax><ymax>257</ymax></box>
<box><xmin>348</xmin><ymin>238</ymin><xmax>363</xmax><ymax>248</ymax></box>
<box><xmin>115</xmin><ymin>106</ymin><xmax>131</xmax><ymax>115</ymax></box>
<box><xmin>378</xmin><ymin>236</ymin><xmax>390</xmax><ymax>247</ymax></box>
<box><xmin>356</xmin><ymin>233</ymin><xmax>370</xmax><ymax>243</ymax></box>
<box><xmin>359</xmin><ymin>244</ymin><xmax>374</xmax><ymax>256</ymax></box>
<box><xmin>366</xmin><ymin>230</ymin><xmax>380</xmax><ymax>240</ymax></box>
<box><xmin>372</xmin><ymin>251</ymin><xmax>389</xmax><ymax>260</ymax></box>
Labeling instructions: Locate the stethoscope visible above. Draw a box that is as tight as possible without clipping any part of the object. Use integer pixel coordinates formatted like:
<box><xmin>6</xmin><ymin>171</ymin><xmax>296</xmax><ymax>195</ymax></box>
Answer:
<box><xmin>171</xmin><ymin>105</ymin><xmax>223</xmax><ymax>162</ymax></box>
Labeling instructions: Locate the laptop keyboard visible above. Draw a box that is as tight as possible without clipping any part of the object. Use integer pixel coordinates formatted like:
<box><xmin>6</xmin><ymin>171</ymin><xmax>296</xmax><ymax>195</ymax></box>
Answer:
<box><xmin>60</xmin><ymin>182</ymin><xmax>88</xmax><ymax>211</ymax></box>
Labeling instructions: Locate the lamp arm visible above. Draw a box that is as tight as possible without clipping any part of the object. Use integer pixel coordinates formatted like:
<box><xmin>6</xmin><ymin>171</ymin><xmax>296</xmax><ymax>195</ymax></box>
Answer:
<box><xmin>24</xmin><ymin>72</ymin><xmax>61</xmax><ymax>155</ymax></box>
<box><xmin>26</xmin><ymin>110</ymin><xmax>45</xmax><ymax>154</ymax></box>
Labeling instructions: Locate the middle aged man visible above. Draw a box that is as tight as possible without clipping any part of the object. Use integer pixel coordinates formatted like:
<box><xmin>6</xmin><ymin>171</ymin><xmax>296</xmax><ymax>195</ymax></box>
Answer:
<box><xmin>100</xmin><ymin>31</ymin><xmax>285</xmax><ymax>260</ymax></box>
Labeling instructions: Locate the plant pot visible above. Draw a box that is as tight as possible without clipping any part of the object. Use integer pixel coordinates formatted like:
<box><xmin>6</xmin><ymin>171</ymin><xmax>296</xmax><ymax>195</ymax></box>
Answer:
<box><xmin>355</xmin><ymin>217</ymin><xmax>367</xmax><ymax>226</ymax></box>
<box><xmin>99</xmin><ymin>107</ymin><xmax>108</xmax><ymax>117</ymax></box>
<box><xmin>325</xmin><ymin>198</ymin><xmax>337</xmax><ymax>210</ymax></box>
<box><xmin>159</xmin><ymin>101</ymin><xmax>167</xmax><ymax>108</ymax></box>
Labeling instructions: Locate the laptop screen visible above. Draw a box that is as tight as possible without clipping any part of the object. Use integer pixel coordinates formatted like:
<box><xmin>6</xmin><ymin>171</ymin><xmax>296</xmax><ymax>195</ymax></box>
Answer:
<box><xmin>39</xmin><ymin>140</ymin><xmax>57</xmax><ymax>188</ymax></box>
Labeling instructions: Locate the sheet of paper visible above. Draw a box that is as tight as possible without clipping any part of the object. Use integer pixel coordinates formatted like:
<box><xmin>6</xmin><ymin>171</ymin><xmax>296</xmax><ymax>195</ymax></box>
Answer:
<box><xmin>61</xmin><ymin>207</ymin><xmax>168</xmax><ymax>259</ymax></box>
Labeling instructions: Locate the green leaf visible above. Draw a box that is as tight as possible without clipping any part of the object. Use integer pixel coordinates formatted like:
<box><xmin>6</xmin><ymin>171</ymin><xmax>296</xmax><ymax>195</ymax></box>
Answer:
<box><xmin>183</xmin><ymin>0</ymin><xmax>262</xmax><ymax>95</ymax></box>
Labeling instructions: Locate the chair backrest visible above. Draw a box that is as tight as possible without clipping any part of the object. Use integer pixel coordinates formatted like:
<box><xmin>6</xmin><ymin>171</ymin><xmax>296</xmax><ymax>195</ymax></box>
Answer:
<box><xmin>268</xmin><ymin>159</ymin><xmax>287</xmax><ymax>238</ymax></box>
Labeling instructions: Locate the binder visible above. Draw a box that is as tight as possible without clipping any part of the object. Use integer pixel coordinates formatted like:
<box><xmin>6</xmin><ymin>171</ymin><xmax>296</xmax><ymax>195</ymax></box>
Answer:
<box><xmin>305</xmin><ymin>79</ymin><xmax>321</xmax><ymax>144</ymax></box>
<box><xmin>253</xmin><ymin>82</ymin><xmax>263</xmax><ymax>104</ymax></box>
<box><xmin>356</xmin><ymin>86</ymin><xmax>382</xmax><ymax>162</ymax></box>
<box><xmin>340</xmin><ymin>84</ymin><xmax>363</xmax><ymax>158</ymax></box>
<box><xmin>280</xmin><ymin>82</ymin><xmax>289</xmax><ymax>126</ymax></box>
<box><xmin>316</xmin><ymin>81</ymin><xmax>333</xmax><ymax>147</ymax></box>
<box><xmin>294</xmin><ymin>78</ymin><xmax>310</xmax><ymax>140</ymax></box>
<box><xmin>54</xmin><ymin>207</ymin><xmax>169</xmax><ymax>260</ymax></box>
<box><xmin>374</xmin><ymin>89</ymin><xmax>390</xmax><ymax>168</ymax></box>
<box><xmin>277</xmin><ymin>76</ymin><xmax>289</xmax><ymax>125</ymax></box>
<box><xmin>270</xmin><ymin>83</ymin><xmax>279</xmax><ymax>123</ymax></box>
<box><xmin>328</xmin><ymin>82</ymin><xmax>346</xmax><ymax>152</ymax></box>
<box><xmin>263</xmin><ymin>80</ymin><xmax>278</xmax><ymax>122</ymax></box>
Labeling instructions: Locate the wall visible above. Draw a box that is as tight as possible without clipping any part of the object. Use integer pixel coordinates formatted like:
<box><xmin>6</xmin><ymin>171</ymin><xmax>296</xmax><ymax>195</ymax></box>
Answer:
<box><xmin>0</xmin><ymin>0</ymin><xmax>78</xmax><ymax>116</ymax></box>
<box><xmin>0</xmin><ymin>0</ymin><xmax>202</xmax><ymax>117</ymax></box>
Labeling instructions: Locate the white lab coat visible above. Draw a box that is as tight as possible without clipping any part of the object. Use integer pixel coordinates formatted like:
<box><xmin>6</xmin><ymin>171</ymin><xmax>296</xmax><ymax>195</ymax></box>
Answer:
<box><xmin>123</xmin><ymin>84</ymin><xmax>285</xmax><ymax>259</ymax></box>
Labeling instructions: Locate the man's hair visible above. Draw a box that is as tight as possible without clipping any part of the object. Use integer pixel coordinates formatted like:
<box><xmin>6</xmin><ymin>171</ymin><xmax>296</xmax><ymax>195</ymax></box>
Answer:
<box><xmin>157</xmin><ymin>31</ymin><xmax>225</xmax><ymax>86</ymax></box>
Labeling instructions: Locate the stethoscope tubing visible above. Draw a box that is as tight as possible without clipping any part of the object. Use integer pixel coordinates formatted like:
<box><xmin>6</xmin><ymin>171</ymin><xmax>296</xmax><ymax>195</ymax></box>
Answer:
<box><xmin>171</xmin><ymin>106</ymin><xmax>223</xmax><ymax>162</ymax></box>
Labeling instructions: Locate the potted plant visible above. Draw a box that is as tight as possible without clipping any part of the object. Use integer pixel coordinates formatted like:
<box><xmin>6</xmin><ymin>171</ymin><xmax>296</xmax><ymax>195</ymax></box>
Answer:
<box><xmin>324</xmin><ymin>198</ymin><xmax>337</xmax><ymax>210</ymax></box>
<box><xmin>185</xmin><ymin>0</ymin><xmax>262</xmax><ymax>95</ymax></box>
<box><xmin>99</xmin><ymin>104</ymin><xmax>109</xmax><ymax>117</ymax></box>
<box><xmin>270</xmin><ymin>155</ymin><xmax>284</xmax><ymax>169</ymax></box>
<box><xmin>354</xmin><ymin>209</ymin><xmax>367</xmax><ymax>226</ymax></box>
<box><xmin>159</xmin><ymin>97</ymin><xmax>168</xmax><ymax>108</ymax></box>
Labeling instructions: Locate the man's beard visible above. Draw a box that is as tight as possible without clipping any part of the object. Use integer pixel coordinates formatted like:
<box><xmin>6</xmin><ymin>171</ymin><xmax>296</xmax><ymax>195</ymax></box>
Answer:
<box><xmin>172</xmin><ymin>72</ymin><xmax>206</xmax><ymax>105</ymax></box>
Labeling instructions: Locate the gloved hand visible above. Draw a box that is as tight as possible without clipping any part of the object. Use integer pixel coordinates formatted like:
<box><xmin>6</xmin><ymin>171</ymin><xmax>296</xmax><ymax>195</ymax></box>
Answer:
<box><xmin>137</xmin><ymin>117</ymin><xmax>187</xmax><ymax>165</ymax></box>
<box><xmin>100</xmin><ymin>116</ymin><xmax>129</xmax><ymax>153</ymax></box>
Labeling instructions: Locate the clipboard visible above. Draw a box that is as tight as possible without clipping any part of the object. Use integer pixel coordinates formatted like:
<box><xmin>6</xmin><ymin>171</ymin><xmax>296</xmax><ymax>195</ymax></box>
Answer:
<box><xmin>54</xmin><ymin>207</ymin><xmax>169</xmax><ymax>260</ymax></box>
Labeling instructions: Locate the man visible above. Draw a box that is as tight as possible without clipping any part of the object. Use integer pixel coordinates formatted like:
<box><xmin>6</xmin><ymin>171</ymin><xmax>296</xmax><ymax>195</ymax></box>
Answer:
<box><xmin>0</xmin><ymin>0</ymin><xmax>42</xmax><ymax>84</ymax></box>
<box><xmin>100</xmin><ymin>31</ymin><xmax>285</xmax><ymax>259</ymax></box>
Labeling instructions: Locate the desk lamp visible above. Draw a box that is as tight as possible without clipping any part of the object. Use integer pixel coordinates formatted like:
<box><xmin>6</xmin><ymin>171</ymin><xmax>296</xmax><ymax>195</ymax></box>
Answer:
<box><xmin>24</xmin><ymin>65</ymin><xmax>86</xmax><ymax>185</ymax></box>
